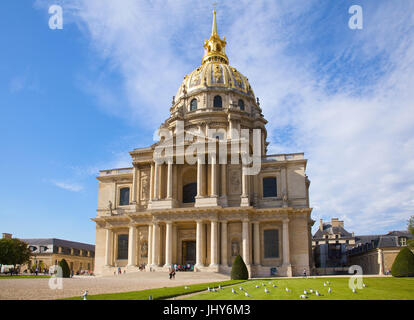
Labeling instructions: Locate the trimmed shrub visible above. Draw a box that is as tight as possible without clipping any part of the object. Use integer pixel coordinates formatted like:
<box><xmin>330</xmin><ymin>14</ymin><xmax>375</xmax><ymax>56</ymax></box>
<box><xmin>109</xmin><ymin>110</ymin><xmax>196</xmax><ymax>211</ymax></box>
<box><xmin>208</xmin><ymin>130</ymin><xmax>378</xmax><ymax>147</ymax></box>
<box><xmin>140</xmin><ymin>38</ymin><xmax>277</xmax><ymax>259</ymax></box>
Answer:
<box><xmin>391</xmin><ymin>247</ymin><xmax>414</xmax><ymax>277</ymax></box>
<box><xmin>231</xmin><ymin>255</ymin><xmax>249</xmax><ymax>280</ymax></box>
<box><xmin>59</xmin><ymin>259</ymin><xmax>71</xmax><ymax>278</ymax></box>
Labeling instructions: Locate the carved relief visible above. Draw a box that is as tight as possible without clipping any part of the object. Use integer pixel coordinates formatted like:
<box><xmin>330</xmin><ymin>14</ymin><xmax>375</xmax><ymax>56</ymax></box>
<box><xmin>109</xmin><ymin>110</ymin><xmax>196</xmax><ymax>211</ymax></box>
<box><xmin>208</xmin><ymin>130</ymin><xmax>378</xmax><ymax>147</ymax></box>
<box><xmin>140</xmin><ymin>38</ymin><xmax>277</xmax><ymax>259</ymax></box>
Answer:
<box><xmin>141</xmin><ymin>172</ymin><xmax>150</xmax><ymax>200</ymax></box>
<box><xmin>229</xmin><ymin>169</ymin><xmax>241</xmax><ymax>195</ymax></box>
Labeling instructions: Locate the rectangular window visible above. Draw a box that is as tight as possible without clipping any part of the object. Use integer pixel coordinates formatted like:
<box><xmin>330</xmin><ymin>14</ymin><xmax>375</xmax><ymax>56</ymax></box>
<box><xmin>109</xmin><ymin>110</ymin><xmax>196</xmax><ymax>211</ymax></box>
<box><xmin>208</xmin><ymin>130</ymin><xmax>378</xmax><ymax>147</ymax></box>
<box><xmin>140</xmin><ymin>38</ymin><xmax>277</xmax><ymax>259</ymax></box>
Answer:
<box><xmin>119</xmin><ymin>188</ymin><xmax>130</xmax><ymax>206</ymax></box>
<box><xmin>264</xmin><ymin>229</ymin><xmax>279</xmax><ymax>258</ymax></box>
<box><xmin>263</xmin><ymin>177</ymin><xmax>277</xmax><ymax>198</ymax></box>
<box><xmin>117</xmin><ymin>234</ymin><xmax>129</xmax><ymax>260</ymax></box>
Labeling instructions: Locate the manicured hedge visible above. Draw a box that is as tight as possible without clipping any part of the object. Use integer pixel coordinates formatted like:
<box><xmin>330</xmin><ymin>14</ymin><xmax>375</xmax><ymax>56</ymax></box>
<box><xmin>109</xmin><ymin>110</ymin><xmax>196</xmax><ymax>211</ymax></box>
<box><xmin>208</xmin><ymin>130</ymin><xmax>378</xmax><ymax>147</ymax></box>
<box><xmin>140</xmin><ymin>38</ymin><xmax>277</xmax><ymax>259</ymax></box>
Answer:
<box><xmin>391</xmin><ymin>247</ymin><xmax>414</xmax><ymax>277</ymax></box>
<box><xmin>231</xmin><ymin>255</ymin><xmax>249</xmax><ymax>280</ymax></box>
<box><xmin>58</xmin><ymin>259</ymin><xmax>71</xmax><ymax>278</ymax></box>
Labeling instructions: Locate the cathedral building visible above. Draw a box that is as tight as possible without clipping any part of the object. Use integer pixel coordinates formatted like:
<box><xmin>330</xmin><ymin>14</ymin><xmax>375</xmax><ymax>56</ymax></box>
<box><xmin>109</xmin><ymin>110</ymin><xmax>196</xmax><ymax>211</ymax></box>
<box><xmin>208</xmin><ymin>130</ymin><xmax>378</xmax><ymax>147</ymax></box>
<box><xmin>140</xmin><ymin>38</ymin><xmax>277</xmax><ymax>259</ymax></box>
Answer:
<box><xmin>93</xmin><ymin>11</ymin><xmax>314</xmax><ymax>277</ymax></box>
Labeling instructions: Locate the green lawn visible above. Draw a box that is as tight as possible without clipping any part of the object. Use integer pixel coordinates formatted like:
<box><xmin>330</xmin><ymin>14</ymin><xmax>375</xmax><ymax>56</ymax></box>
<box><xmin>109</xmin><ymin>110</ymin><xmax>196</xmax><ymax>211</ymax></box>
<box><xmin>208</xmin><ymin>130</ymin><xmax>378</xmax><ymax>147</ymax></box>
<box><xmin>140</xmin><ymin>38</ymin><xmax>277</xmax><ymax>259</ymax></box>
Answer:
<box><xmin>61</xmin><ymin>280</ymin><xmax>245</xmax><ymax>300</ymax></box>
<box><xmin>184</xmin><ymin>277</ymin><xmax>414</xmax><ymax>300</ymax></box>
<box><xmin>61</xmin><ymin>277</ymin><xmax>414</xmax><ymax>300</ymax></box>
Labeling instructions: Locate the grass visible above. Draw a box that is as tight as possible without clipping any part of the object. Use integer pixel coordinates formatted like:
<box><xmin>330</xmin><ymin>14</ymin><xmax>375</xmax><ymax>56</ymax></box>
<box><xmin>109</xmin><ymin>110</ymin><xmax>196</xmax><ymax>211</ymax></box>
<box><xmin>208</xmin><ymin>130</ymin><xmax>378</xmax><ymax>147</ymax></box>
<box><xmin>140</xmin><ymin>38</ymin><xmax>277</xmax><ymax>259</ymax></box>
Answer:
<box><xmin>61</xmin><ymin>280</ymin><xmax>245</xmax><ymax>300</ymax></box>
<box><xmin>183</xmin><ymin>277</ymin><xmax>414</xmax><ymax>300</ymax></box>
<box><xmin>0</xmin><ymin>275</ymin><xmax>51</xmax><ymax>279</ymax></box>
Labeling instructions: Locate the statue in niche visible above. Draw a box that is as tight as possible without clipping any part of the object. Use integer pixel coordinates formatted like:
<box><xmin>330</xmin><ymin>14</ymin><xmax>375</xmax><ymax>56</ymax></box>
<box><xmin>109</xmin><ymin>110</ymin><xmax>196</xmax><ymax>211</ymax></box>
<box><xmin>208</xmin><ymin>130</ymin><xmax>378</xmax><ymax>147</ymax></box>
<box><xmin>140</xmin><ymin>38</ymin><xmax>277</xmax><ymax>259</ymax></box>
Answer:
<box><xmin>231</xmin><ymin>241</ymin><xmax>240</xmax><ymax>257</ymax></box>
<box><xmin>141</xmin><ymin>241</ymin><xmax>148</xmax><ymax>258</ymax></box>
<box><xmin>141</xmin><ymin>176</ymin><xmax>149</xmax><ymax>200</ymax></box>
<box><xmin>108</xmin><ymin>201</ymin><xmax>113</xmax><ymax>215</ymax></box>
<box><xmin>282</xmin><ymin>192</ymin><xmax>288</xmax><ymax>208</ymax></box>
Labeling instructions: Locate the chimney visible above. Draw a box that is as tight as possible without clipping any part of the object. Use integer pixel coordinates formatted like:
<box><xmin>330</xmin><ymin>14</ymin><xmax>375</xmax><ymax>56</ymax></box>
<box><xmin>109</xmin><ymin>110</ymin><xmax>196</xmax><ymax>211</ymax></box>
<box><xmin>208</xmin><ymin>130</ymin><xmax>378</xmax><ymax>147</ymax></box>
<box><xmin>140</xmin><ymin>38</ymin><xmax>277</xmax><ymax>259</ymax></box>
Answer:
<box><xmin>2</xmin><ymin>233</ymin><xmax>12</xmax><ymax>239</ymax></box>
<box><xmin>331</xmin><ymin>218</ymin><xmax>344</xmax><ymax>228</ymax></box>
<box><xmin>319</xmin><ymin>219</ymin><xmax>324</xmax><ymax>231</ymax></box>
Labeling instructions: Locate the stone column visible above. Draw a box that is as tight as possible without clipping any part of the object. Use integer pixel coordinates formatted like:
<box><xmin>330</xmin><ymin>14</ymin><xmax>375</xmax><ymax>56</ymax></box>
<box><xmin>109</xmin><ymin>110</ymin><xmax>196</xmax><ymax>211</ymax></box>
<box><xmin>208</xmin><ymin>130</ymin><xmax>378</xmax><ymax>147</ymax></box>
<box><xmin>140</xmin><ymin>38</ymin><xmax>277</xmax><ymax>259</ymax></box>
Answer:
<box><xmin>282</xmin><ymin>219</ymin><xmax>292</xmax><ymax>276</ymax></box>
<box><xmin>210</xmin><ymin>220</ymin><xmax>218</xmax><ymax>266</ymax></box>
<box><xmin>242</xmin><ymin>220</ymin><xmax>250</xmax><ymax>265</ymax></box>
<box><xmin>105</xmin><ymin>229</ymin><xmax>112</xmax><ymax>266</ymax></box>
<box><xmin>197</xmin><ymin>155</ymin><xmax>204</xmax><ymax>197</ymax></box>
<box><xmin>127</xmin><ymin>226</ymin><xmax>137</xmax><ymax>267</ymax></box>
<box><xmin>211</xmin><ymin>154</ymin><xmax>217</xmax><ymax>197</ymax></box>
<box><xmin>167</xmin><ymin>161</ymin><xmax>173</xmax><ymax>199</ymax></box>
<box><xmin>131</xmin><ymin>166</ymin><xmax>138</xmax><ymax>203</ymax></box>
<box><xmin>154</xmin><ymin>163</ymin><xmax>160</xmax><ymax>200</ymax></box>
<box><xmin>253</xmin><ymin>222</ymin><xmax>261</xmax><ymax>265</ymax></box>
<box><xmin>221</xmin><ymin>221</ymin><xmax>228</xmax><ymax>266</ymax></box>
<box><xmin>195</xmin><ymin>221</ymin><xmax>204</xmax><ymax>268</ymax></box>
<box><xmin>164</xmin><ymin>222</ymin><xmax>173</xmax><ymax>267</ymax></box>
<box><xmin>241</xmin><ymin>166</ymin><xmax>249</xmax><ymax>206</ymax></box>
<box><xmin>221</xmin><ymin>164</ymin><xmax>227</xmax><ymax>197</ymax></box>
<box><xmin>152</xmin><ymin>223</ymin><xmax>159</xmax><ymax>266</ymax></box>
<box><xmin>378</xmin><ymin>249</ymin><xmax>384</xmax><ymax>275</ymax></box>
<box><xmin>148</xmin><ymin>224</ymin><xmax>153</xmax><ymax>265</ymax></box>
<box><xmin>149</xmin><ymin>162</ymin><xmax>154</xmax><ymax>200</ymax></box>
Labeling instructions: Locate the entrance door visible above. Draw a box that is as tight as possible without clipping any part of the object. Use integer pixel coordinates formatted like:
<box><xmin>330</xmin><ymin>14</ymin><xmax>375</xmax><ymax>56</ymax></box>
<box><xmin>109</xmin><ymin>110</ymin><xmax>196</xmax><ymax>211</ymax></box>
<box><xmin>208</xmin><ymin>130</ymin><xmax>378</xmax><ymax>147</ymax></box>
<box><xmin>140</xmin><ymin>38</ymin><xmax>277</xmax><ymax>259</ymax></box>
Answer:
<box><xmin>182</xmin><ymin>241</ymin><xmax>196</xmax><ymax>265</ymax></box>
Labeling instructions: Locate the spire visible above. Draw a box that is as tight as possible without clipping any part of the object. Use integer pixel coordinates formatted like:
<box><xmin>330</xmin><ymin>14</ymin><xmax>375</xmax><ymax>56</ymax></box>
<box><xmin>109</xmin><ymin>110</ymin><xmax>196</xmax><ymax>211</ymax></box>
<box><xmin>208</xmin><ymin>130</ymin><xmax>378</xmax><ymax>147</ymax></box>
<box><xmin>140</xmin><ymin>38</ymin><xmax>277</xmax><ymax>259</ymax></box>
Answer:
<box><xmin>212</xmin><ymin>10</ymin><xmax>218</xmax><ymax>36</ymax></box>
<box><xmin>202</xmin><ymin>10</ymin><xmax>228</xmax><ymax>65</ymax></box>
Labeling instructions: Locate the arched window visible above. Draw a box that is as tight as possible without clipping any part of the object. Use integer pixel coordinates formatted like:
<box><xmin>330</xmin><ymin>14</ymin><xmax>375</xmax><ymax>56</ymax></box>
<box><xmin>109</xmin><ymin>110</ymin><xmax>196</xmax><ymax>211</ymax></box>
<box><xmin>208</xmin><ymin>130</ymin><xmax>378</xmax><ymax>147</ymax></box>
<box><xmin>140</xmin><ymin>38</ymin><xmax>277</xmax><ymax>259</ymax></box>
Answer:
<box><xmin>183</xmin><ymin>183</ymin><xmax>197</xmax><ymax>203</ymax></box>
<box><xmin>263</xmin><ymin>177</ymin><xmax>277</xmax><ymax>198</ymax></box>
<box><xmin>190</xmin><ymin>99</ymin><xmax>198</xmax><ymax>111</ymax></box>
<box><xmin>213</xmin><ymin>95</ymin><xmax>222</xmax><ymax>108</ymax></box>
<box><xmin>119</xmin><ymin>187</ymin><xmax>130</xmax><ymax>206</ymax></box>
<box><xmin>238</xmin><ymin>99</ymin><xmax>245</xmax><ymax>110</ymax></box>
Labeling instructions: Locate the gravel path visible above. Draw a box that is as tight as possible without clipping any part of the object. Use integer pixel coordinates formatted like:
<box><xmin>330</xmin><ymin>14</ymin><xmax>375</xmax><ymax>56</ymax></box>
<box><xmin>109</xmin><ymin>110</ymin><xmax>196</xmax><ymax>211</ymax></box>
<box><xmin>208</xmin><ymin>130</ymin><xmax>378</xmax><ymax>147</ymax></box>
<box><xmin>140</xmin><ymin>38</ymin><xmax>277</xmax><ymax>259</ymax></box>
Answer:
<box><xmin>0</xmin><ymin>272</ymin><xmax>229</xmax><ymax>300</ymax></box>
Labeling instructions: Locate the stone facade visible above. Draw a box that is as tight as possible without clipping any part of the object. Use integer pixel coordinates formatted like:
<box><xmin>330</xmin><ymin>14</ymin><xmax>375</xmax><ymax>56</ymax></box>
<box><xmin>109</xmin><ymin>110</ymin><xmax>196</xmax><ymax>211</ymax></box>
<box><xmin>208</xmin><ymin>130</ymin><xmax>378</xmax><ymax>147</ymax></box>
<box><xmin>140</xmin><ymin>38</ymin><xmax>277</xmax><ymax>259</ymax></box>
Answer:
<box><xmin>92</xmin><ymin>11</ymin><xmax>314</xmax><ymax>277</ymax></box>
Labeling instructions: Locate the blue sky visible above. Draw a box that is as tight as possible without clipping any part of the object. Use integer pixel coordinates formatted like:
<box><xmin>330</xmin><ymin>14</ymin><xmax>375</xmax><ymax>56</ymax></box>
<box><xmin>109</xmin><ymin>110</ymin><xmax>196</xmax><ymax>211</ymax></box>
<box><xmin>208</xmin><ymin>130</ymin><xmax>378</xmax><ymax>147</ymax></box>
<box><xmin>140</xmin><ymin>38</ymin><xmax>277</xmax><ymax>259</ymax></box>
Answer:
<box><xmin>1</xmin><ymin>0</ymin><xmax>413</xmax><ymax>244</ymax></box>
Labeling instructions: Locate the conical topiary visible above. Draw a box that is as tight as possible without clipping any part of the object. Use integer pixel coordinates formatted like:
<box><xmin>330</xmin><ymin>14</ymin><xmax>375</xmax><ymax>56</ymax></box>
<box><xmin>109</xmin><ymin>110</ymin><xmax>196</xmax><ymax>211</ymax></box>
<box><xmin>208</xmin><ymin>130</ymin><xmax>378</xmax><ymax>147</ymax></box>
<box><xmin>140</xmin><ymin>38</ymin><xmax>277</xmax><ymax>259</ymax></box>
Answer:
<box><xmin>231</xmin><ymin>255</ymin><xmax>249</xmax><ymax>280</ymax></box>
<box><xmin>58</xmin><ymin>259</ymin><xmax>71</xmax><ymax>278</ymax></box>
<box><xmin>391</xmin><ymin>247</ymin><xmax>414</xmax><ymax>277</ymax></box>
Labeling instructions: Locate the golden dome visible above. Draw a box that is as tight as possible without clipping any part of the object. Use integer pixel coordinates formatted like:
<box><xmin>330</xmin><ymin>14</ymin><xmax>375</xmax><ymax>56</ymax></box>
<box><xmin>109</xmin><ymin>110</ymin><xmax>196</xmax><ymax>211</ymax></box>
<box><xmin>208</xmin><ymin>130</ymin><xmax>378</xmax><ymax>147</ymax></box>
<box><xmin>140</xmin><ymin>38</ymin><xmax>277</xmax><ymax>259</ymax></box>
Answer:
<box><xmin>175</xmin><ymin>10</ymin><xmax>255</xmax><ymax>102</ymax></box>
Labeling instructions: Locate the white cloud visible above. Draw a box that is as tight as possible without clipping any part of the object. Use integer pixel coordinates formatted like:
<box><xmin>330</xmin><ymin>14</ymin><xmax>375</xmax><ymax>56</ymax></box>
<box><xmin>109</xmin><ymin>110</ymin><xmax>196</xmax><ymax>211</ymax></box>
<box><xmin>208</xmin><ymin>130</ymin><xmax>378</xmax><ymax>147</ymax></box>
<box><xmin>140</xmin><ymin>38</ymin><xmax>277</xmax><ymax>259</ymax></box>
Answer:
<box><xmin>52</xmin><ymin>180</ymin><xmax>84</xmax><ymax>192</ymax></box>
<box><xmin>35</xmin><ymin>0</ymin><xmax>414</xmax><ymax>234</ymax></box>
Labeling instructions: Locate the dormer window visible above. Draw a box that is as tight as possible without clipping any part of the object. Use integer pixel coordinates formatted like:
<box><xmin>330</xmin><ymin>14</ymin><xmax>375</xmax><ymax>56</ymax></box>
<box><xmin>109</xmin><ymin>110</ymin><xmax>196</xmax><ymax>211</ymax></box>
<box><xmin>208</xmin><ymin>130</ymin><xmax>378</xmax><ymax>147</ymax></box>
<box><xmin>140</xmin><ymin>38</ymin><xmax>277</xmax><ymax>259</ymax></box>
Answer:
<box><xmin>238</xmin><ymin>99</ymin><xmax>245</xmax><ymax>111</ymax></box>
<box><xmin>399</xmin><ymin>237</ymin><xmax>407</xmax><ymax>246</ymax></box>
<box><xmin>213</xmin><ymin>95</ymin><xmax>222</xmax><ymax>108</ymax></box>
<box><xmin>190</xmin><ymin>99</ymin><xmax>198</xmax><ymax>111</ymax></box>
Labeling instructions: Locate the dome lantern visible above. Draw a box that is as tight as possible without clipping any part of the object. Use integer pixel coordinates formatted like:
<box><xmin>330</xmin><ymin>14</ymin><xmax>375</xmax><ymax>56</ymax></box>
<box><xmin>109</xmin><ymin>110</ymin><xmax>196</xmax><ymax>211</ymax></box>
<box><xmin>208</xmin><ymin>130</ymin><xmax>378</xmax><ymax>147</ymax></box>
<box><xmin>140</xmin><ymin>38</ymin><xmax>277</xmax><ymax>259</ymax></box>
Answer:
<box><xmin>202</xmin><ymin>10</ymin><xmax>229</xmax><ymax>65</ymax></box>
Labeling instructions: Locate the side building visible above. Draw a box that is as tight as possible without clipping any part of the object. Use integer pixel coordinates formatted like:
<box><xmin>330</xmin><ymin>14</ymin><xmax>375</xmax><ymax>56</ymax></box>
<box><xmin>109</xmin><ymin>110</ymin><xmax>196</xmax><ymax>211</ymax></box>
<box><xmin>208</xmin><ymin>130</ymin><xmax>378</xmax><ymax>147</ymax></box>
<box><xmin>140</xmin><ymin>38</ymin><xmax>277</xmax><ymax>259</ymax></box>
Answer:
<box><xmin>347</xmin><ymin>230</ymin><xmax>413</xmax><ymax>275</ymax></box>
<box><xmin>21</xmin><ymin>237</ymin><xmax>95</xmax><ymax>274</ymax></box>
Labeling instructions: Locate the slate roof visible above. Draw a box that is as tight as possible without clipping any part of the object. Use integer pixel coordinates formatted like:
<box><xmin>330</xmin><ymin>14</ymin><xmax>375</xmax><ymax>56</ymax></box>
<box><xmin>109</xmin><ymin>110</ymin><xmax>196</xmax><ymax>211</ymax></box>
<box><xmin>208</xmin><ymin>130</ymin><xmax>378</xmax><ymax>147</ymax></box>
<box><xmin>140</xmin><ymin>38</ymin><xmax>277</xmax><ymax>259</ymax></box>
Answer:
<box><xmin>348</xmin><ymin>230</ymin><xmax>412</xmax><ymax>255</ymax></box>
<box><xmin>20</xmin><ymin>238</ymin><xmax>95</xmax><ymax>252</ymax></box>
<box><xmin>313</xmin><ymin>223</ymin><xmax>353</xmax><ymax>239</ymax></box>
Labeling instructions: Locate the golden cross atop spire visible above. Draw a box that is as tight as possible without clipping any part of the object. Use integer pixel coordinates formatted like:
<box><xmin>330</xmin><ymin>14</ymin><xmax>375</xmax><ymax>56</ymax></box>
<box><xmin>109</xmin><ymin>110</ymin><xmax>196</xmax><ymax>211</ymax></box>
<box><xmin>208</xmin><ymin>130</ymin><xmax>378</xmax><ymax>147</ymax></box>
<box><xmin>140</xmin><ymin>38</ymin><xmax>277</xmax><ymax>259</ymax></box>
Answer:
<box><xmin>202</xmin><ymin>7</ymin><xmax>229</xmax><ymax>65</ymax></box>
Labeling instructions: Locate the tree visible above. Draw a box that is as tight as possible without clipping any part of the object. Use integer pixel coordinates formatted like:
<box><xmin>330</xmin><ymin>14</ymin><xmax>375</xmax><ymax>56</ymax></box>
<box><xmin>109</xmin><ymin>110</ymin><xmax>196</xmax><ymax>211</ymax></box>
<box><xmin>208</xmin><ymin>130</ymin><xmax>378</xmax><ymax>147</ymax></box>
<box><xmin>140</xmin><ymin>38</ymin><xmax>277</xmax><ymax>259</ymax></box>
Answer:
<box><xmin>391</xmin><ymin>247</ymin><xmax>414</xmax><ymax>277</ymax></box>
<box><xmin>230</xmin><ymin>255</ymin><xmax>249</xmax><ymax>280</ymax></box>
<box><xmin>58</xmin><ymin>259</ymin><xmax>71</xmax><ymax>278</ymax></box>
<box><xmin>0</xmin><ymin>238</ymin><xmax>31</xmax><ymax>269</ymax></box>
<box><xmin>408</xmin><ymin>216</ymin><xmax>414</xmax><ymax>248</ymax></box>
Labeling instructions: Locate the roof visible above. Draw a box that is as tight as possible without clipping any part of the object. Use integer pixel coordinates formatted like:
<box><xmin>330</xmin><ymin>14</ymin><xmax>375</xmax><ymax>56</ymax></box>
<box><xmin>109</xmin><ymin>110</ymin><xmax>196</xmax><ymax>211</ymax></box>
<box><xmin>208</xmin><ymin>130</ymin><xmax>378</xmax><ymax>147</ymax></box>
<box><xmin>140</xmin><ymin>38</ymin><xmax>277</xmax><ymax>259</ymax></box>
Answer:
<box><xmin>20</xmin><ymin>238</ymin><xmax>95</xmax><ymax>252</ymax></box>
<box><xmin>313</xmin><ymin>223</ymin><xmax>353</xmax><ymax>239</ymax></box>
<box><xmin>348</xmin><ymin>230</ymin><xmax>412</xmax><ymax>255</ymax></box>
